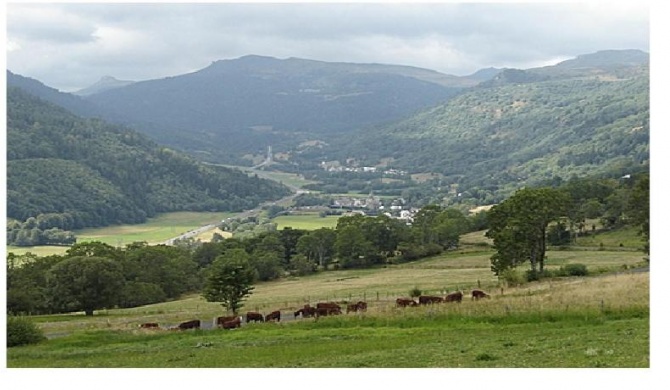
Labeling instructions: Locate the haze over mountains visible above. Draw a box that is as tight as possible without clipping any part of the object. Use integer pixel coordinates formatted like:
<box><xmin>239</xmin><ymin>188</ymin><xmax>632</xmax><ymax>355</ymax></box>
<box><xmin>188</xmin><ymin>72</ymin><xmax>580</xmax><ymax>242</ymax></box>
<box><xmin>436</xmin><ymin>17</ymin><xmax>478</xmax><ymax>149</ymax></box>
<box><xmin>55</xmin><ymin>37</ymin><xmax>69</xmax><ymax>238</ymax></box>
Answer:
<box><xmin>7</xmin><ymin>49</ymin><xmax>649</xmax><ymax>206</ymax></box>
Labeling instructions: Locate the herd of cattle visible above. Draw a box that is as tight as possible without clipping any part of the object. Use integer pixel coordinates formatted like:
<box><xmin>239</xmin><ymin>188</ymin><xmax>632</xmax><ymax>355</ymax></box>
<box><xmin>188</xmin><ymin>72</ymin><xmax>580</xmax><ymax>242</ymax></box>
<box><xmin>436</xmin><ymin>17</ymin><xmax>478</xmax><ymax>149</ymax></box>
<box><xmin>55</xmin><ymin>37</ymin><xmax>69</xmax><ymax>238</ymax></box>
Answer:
<box><xmin>138</xmin><ymin>289</ymin><xmax>491</xmax><ymax>331</ymax></box>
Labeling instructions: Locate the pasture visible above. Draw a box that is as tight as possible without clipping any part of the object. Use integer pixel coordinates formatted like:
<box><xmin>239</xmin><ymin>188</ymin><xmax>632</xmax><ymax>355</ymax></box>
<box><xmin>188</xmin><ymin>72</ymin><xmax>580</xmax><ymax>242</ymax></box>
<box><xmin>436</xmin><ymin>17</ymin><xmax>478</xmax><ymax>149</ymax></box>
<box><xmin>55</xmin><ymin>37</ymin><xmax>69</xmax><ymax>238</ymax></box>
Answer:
<box><xmin>272</xmin><ymin>213</ymin><xmax>340</xmax><ymax>230</ymax></box>
<box><xmin>7</xmin><ymin>248</ymin><xmax>649</xmax><ymax>368</ymax></box>
<box><xmin>5</xmin><ymin>212</ymin><xmax>235</xmax><ymax>257</ymax></box>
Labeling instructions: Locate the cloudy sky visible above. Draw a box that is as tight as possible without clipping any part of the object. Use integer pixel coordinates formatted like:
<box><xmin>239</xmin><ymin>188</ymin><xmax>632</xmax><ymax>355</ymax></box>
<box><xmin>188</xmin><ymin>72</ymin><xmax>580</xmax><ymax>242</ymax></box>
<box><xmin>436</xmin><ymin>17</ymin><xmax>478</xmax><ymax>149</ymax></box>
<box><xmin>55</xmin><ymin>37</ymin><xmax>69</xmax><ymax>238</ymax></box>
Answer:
<box><xmin>4</xmin><ymin>1</ymin><xmax>651</xmax><ymax>92</ymax></box>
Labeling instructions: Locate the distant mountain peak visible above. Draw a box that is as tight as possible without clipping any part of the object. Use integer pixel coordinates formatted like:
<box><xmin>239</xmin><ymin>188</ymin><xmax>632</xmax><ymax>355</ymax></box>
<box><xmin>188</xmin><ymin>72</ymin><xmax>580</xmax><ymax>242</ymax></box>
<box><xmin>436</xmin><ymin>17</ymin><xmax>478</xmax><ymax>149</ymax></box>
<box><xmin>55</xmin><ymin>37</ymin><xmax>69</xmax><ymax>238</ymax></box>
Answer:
<box><xmin>74</xmin><ymin>75</ymin><xmax>135</xmax><ymax>96</ymax></box>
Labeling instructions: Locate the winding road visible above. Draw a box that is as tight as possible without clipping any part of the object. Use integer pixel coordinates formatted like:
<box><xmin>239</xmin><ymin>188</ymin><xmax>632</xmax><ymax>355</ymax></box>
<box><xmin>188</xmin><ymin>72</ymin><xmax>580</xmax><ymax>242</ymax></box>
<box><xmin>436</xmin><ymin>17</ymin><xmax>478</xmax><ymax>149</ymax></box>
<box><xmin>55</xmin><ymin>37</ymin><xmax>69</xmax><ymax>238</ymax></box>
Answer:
<box><xmin>162</xmin><ymin>166</ymin><xmax>307</xmax><ymax>245</ymax></box>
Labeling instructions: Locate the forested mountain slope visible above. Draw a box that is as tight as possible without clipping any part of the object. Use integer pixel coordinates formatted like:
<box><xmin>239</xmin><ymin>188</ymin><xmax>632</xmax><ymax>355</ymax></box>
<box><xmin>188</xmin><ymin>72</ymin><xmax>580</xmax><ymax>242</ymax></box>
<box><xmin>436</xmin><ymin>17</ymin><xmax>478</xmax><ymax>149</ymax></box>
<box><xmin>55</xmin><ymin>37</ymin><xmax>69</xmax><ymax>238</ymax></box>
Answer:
<box><xmin>81</xmin><ymin>55</ymin><xmax>471</xmax><ymax>163</ymax></box>
<box><xmin>7</xmin><ymin>87</ymin><xmax>291</xmax><ymax>233</ymax></box>
<box><xmin>321</xmin><ymin>53</ymin><xmax>648</xmax><ymax>201</ymax></box>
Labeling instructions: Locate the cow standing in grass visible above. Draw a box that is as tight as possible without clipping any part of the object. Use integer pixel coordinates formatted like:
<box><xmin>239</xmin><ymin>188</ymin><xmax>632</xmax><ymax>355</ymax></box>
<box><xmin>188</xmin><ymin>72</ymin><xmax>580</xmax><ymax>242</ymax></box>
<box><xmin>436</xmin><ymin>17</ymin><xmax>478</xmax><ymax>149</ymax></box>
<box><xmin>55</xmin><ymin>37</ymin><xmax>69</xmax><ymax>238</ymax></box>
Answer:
<box><xmin>347</xmin><ymin>301</ymin><xmax>368</xmax><ymax>313</ymax></box>
<box><xmin>265</xmin><ymin>310</ymin><xmax>281</xmax><ymax>322</ymax></box>
<box><xmin>471</xmin><ymin>289</ymin><xmax>491</xmax><ymax>300</ymax></box>
<box><xmin>177</xmin><ymin>319</ymin><xmax>201</xmax><ymax>330</ymax></box>
<box><xmin>419</xmin><ymin>295</ymin><xmax>444</xmax><ymax>305</ymax></box>
<box><xmin>246</xmin><ymin>312</ymin><xmax>264</xmax><ymax>323</ymax></box>
<box><xmin>222</xmin><ymin>316</ymin><xmax>242</xmax><ymax>329</ymax></box>
<box><xmin>445</xmin><ymin>291</ymin><xmax>463</xmax><ymax>303</ymax></box>
<box><xmin>216</xmin><ymin>315</ymin><xmax>238</xmax><ymax>327</ymax></box>
<box><xmin>396</xmin><ymin>298</ymin><xmax>418</xmax><ymax>307</ymax></box>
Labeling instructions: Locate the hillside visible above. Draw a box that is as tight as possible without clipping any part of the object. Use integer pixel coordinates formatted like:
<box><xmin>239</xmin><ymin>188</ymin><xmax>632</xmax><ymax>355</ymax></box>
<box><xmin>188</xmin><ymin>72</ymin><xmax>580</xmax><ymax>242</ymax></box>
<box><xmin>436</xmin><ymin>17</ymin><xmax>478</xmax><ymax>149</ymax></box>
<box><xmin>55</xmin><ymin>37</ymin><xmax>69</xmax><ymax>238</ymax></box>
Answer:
<box><xmin>79</xmin><ymin>55</ymin><xmax>472</xmax><ymax>163</ymax></box>
<box><xmin>6</xmin><ymin>87</ymin><xmax>291</xmax><ymax>233</ymax></box>
<box><xmin>314</xmin><ymin>51</ymin><xmax>649</xmax><ymax>201</ymax></box>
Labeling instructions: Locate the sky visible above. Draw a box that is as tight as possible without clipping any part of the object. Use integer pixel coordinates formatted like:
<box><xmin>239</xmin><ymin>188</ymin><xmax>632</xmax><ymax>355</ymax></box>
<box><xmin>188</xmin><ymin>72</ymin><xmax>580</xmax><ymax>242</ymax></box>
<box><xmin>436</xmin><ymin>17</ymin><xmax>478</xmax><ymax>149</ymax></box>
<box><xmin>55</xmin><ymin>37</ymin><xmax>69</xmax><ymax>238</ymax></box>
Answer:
<box><xmin>3</xmin><ymin>1</ymin><xmax>652</xmax><ymax>92</ymax></box>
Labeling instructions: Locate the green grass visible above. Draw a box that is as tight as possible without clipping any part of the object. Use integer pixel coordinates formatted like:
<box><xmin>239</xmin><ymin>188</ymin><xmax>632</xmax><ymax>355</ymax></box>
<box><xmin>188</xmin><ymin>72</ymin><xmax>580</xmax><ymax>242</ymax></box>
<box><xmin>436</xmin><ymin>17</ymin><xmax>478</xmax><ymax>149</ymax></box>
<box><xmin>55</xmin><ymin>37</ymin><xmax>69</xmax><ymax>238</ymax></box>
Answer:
<box><xmin>5</xmin><ymin>245</ymin><xmax>71</xmax><ymax>257</ymax></box>
<box><xmin>574</xmin><ymin>226</ymin><xmax>645</xmax><ymax>250</ymax></box>
<box><xmin>8</xmin><ymin>297</ymin><xmax>648</xmax><ymax>368</ymax></box>
<box><xmin>6</xmin><ymin>212</ymin><xmax>236</xmax><ymax>258</ymax></box>
<box><xmin>7</xmin><ymin>249</ymin><xmax>649</xmax><ymax>367</ymax></box>
<box><xmin>273</xmin><ymin>214</ymin><xmax>340</xmax><ymax>230</ymax></box>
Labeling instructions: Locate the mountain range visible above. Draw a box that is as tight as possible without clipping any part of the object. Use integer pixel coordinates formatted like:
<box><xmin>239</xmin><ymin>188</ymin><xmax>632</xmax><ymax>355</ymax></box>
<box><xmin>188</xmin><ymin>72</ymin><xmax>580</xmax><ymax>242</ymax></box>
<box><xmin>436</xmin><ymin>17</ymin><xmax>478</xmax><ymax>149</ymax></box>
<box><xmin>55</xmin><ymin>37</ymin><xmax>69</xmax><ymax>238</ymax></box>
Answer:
<box><xmin>7</xmin><ymin>49</ymin><xmax>649</xmax><ymax>209</ymax></box>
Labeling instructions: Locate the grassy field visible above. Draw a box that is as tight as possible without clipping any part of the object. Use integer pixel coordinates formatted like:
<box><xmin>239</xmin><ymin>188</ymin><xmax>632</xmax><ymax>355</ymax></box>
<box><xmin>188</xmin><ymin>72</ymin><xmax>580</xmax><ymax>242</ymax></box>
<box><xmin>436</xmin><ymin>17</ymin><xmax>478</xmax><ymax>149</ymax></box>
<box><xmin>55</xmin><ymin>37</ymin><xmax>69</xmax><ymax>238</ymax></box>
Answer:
<box><xmin>7</xmin><ymin>244</ymin><xmax>649</xmax><ymax>368</ymax></box>
<box><xmin>5</xmin><ymin>212</ymin><xmax>235</xmax><ymax>257</ymax></box>
<box><xmin>273</xmin><ymin>213</ymin><xmax>341</xmax><ymax>230</ymax></box>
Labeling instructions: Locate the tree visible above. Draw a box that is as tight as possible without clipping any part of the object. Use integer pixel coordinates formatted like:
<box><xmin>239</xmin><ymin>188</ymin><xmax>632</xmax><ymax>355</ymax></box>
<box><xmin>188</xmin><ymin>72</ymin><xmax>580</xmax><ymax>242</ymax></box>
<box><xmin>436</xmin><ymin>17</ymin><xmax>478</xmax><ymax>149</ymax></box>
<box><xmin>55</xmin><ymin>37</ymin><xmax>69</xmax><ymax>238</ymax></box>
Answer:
<box><xmin>46</xmin><ymin>256</ymin><xmax>125</xmax><ymax>316</ymax></box>
<box><xmin>297</xmin><ymin>228</ymin><xmax>336</xmax><ymax>269</ymax></box>
<box><xmin>202</xmin><ymin>249</ymin><xmax>256</xmax><ymax>314</ymax></box>
<box><xmin>486</xmin><ymin>187</ymin><xmax>569</xmax><ymax>275</ymax></box>
<box><xmin>335</xmin><ymin>224</ymin><xmax>375</xmax><ymax>268</ymax></box>
<box><xmin>628</xmin><ymin>174</ymin><xmax>649</xmax><ymax>254</ymax></box>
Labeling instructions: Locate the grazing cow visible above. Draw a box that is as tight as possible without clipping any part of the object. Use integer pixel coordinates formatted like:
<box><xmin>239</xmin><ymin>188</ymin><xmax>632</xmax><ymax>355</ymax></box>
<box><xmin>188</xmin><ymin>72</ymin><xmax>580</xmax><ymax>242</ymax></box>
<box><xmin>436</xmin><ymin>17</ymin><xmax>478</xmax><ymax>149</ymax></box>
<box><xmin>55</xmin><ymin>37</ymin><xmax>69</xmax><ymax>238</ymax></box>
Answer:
<box><xmin>445</xmin><ymin>291</ymin><xmax>464</xmax><ymax>303</ymax></box>
<box><xmin>222</xmin><ymin>316</ymin><xmax>242</xmax><ymax>330</ymax></box>
<box><xmin>419</xmin><ymin>295</ymin><xmax>444</xmax><ymax>305</ymax></box>
<box><xmin>246</xmin><ymin>311</ymin><xmax>264</xmax><ymax>323</ymax></box>
<box><xmin>139</xmin><ymin>322</ymin><xmax>159</xmax><ymax>329</ymax></box>
<box><xmin>347</xmin><ymin>301</ymin><xmax>368</xmax><ymax>313</ymax></box>
<box><xmin>396</xmin><ymin>298</ymin><xmax>418</xmax><ymax>307</ymax></box>
<box><xmin>471</xmin><ymin>289</ymin><xmax>491</xmax><ymax>300</ymax></box>
<box><xmin>216</xmin><ymin>315</ymin><xmax>238</xmax><ymax>327</ymax></box>
<box><xmin>265</xmin><ymin>310</ymin><xmax>281</xmax><ymax>322</ymax></box>
<box><xmin>295</xmin><ymin>305</ymin><xmax>317</xmax><ymax>318</ymax></box>
<box><xmin>316</xmin><ymin>306</ymin><xmax>341</xmax><ymax>317</ymax></box>
<box><xmin>316</xmin><ymin>302</ymin><xmax>342</xmax><ymax>311</ymax></box>
<box><xmin>177</xmin><ymin>319</ymin><xmax>201</xmax><ymax>330</ymax></box>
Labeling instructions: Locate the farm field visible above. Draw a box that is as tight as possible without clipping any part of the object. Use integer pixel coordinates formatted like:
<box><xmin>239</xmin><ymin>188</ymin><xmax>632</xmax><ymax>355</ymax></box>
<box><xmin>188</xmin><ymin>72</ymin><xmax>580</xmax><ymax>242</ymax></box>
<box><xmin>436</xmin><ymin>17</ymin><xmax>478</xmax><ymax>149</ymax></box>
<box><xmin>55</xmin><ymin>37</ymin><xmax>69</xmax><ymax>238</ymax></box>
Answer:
<box><xmin>6</xmin><ymin>212</ymin><xmax>235</xmax><ymax>257</ymax></box>
<box><xmin>7</xmin><ymin>248</ymin><xmax>649</xmax><ymax>368</ymax></box>
<box><xmin>272</xmin><ymin>213</ymin><xmax>341</xmax><ymax>230</ymax></box>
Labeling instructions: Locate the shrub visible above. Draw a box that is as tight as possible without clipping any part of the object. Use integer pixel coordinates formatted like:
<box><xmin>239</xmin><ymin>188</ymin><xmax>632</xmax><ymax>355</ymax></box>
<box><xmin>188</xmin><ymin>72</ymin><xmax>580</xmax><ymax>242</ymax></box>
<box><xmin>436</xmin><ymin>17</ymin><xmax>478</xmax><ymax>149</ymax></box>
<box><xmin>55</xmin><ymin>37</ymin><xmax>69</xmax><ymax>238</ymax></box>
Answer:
<box><xmin>500</xmin><ymin>269</ymin><xmax>525</xmax><ymax>286</ymax></box>
<box><xmin>7</xmin><ymin>316</ymin><xmax>46</xmax><ymax>347</ymax></box>
<box><xmin>409</xmin><ymin>287</ymin><xmax>422</xmax><ymax>297</ymax></box>
<box><xmin>561</xmin><ymin>263</ymin><xmax>589</xmax><ymax>276</ymax></box>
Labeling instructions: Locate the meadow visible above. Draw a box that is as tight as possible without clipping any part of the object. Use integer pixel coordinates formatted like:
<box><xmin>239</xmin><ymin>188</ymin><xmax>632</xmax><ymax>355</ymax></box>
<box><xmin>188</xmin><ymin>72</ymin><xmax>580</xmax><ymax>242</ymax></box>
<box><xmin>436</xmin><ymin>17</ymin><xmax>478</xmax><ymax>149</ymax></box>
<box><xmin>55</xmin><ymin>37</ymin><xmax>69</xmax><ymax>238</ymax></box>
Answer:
<box><xmin>7</xmin><ymin>245</ymin><xmax>649</xmax><ymax>368</ymax></box>
<box><xmin>6</xmin><ymin>211</ymin><xmax>234</xmax><ymax>256</ymax></box>
<box><xmin>272</xmin><ymin>213</ymin><xmax>341</xmax><ymax>230</ymax></box>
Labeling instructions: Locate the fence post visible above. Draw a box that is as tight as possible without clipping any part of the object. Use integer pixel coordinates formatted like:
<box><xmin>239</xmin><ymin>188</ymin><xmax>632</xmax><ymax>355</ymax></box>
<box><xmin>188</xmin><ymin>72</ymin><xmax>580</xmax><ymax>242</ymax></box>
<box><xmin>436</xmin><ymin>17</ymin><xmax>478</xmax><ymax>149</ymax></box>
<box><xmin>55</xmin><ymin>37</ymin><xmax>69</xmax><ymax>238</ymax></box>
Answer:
<box><xmin>376</xmin><ymin>291</ymin><xmax>379</xmax><ymax>301</ymax></box>
<box><xmin>477</xmin><ymin>279</ymin><xmax>481</xmax><ymax>289</ymax></box>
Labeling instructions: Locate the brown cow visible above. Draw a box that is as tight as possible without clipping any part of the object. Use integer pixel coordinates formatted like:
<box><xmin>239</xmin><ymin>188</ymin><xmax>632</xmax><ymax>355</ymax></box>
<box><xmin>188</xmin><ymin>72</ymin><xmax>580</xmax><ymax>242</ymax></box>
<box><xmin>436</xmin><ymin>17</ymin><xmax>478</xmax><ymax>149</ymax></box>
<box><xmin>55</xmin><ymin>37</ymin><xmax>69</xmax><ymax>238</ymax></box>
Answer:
<box><xmin>396</xmin><ymin>298</ymin><xmax>418</xmax><ymax>307</ymax></box>
<box><xmin>216</xmin><ymin>315</ymin><xmax>238</xmax><ymax>327</ymax></box>
<box><xmin>139</xmin><ymin>322</ymin><xmax>159</xmax><ymax>329</ymax></box>
<box><xmin>419</xmin><ymin>295</ymin><xmax>444</xmax><ymax>305</ymax></box>
<box><xmin>316</xmin><ymin>306</ymin><xmax>341</xmax><ymax>317</ymax></box>
<box><xmin>265</xmin><ymin>310</ymin><xmax>281</xmax><ymax>322</ymax></box>
<box><xmin>471</xmin><ymin>289</ymin><xmax>491</xmax><ymax>300</ymax></box>
<box><xmin>177</xmin><ymin>319</ymin><xmax>200</xmax><ymax>330</ymax></box>
<box><xmin>295</xmin><ymin>305</ymin><xmax>317</xmax><ymax>318</ymax></box>
<box><xmin>347</xmin><ymin>301</ymin><xmax>368</xmax><ymax>313</ymax></box>
<box><xmin>246</xmin><ymin>311</ymin><xmax>264</xmax><ymax>323</ymax></box>
<box><xmin>222</xmin><ymin>316</ymin><xmax>242</xmax><ymax>329</ymax></box>
<box><xmin>445</xmin><ymin>291</ymin><xmax>464</xmax><ymax>303</ymax></box>
<box><xmin>316</xmin><ymin>302</ymin><xmax>341</xmax><ymax>310</ymax></box>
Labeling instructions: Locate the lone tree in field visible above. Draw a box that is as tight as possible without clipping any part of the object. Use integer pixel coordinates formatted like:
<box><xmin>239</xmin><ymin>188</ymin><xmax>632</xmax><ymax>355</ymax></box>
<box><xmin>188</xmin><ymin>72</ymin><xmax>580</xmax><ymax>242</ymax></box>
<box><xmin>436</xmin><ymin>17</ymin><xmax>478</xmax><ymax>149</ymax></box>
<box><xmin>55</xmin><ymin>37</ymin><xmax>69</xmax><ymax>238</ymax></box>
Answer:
<box><xmin>486</xmin><ymin>187</ymin><xmax>569</xmax><ymax>276</ymax></box>
<box><xmin>202</xmin><ymin>249</ymin><xmax>256</xmax><ymax>315</ymax></box>
<box><xmin>46</xmin><ymin>256</ymin><xmax>125</xmax><ymax>316</ymax></box>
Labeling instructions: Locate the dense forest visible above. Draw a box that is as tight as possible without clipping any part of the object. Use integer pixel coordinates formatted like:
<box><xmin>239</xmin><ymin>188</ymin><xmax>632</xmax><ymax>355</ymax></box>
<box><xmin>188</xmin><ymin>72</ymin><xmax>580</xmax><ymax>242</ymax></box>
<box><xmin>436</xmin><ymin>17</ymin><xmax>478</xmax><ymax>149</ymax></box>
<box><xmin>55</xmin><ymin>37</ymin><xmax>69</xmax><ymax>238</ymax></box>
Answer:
<box><xmin>6</xmin><ymin>87</ymin><xmax>291</xmax><ymax>246</ymax></box>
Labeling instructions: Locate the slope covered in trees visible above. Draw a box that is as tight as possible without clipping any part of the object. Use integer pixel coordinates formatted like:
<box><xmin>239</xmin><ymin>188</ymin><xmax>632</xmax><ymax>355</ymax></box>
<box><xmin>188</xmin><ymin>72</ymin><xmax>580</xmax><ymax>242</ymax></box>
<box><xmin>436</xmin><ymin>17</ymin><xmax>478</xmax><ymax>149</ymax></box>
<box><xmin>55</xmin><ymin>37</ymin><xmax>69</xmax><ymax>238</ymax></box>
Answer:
<box><xmin>319</xmin><ymin>53</ymin><xmax>648</xmax><ymax>201</ymax></box>
<box><xmin>7</xmin><ymin>87</ymin><xmax>291</xmax><ymax>244</ymax></box>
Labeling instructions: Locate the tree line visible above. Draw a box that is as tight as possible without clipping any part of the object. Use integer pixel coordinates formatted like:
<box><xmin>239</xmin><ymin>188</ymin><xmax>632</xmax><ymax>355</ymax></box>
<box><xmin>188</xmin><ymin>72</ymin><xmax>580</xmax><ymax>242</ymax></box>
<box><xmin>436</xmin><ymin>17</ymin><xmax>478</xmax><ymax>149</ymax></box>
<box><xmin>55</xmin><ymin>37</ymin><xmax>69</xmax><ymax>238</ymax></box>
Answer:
<box><xmin>6</xmin><ymin>173</ymin><xmax>648</xmax><ymax>317</ymax></box>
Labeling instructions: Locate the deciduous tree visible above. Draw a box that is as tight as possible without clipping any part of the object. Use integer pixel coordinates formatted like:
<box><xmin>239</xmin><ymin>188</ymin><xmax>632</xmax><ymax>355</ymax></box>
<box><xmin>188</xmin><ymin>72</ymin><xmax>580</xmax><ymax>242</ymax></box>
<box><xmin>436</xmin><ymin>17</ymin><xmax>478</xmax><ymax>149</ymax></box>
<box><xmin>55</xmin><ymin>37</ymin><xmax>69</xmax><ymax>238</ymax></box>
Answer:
<box><xmin>202</xmin><ymin>249</ymin><xmax>256</xmax><ymax>314</ymax></box>
<box><xmin>486</xmin><ymin>187</ymin><xmax>569</xmax><ymax>275</ymax></box>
